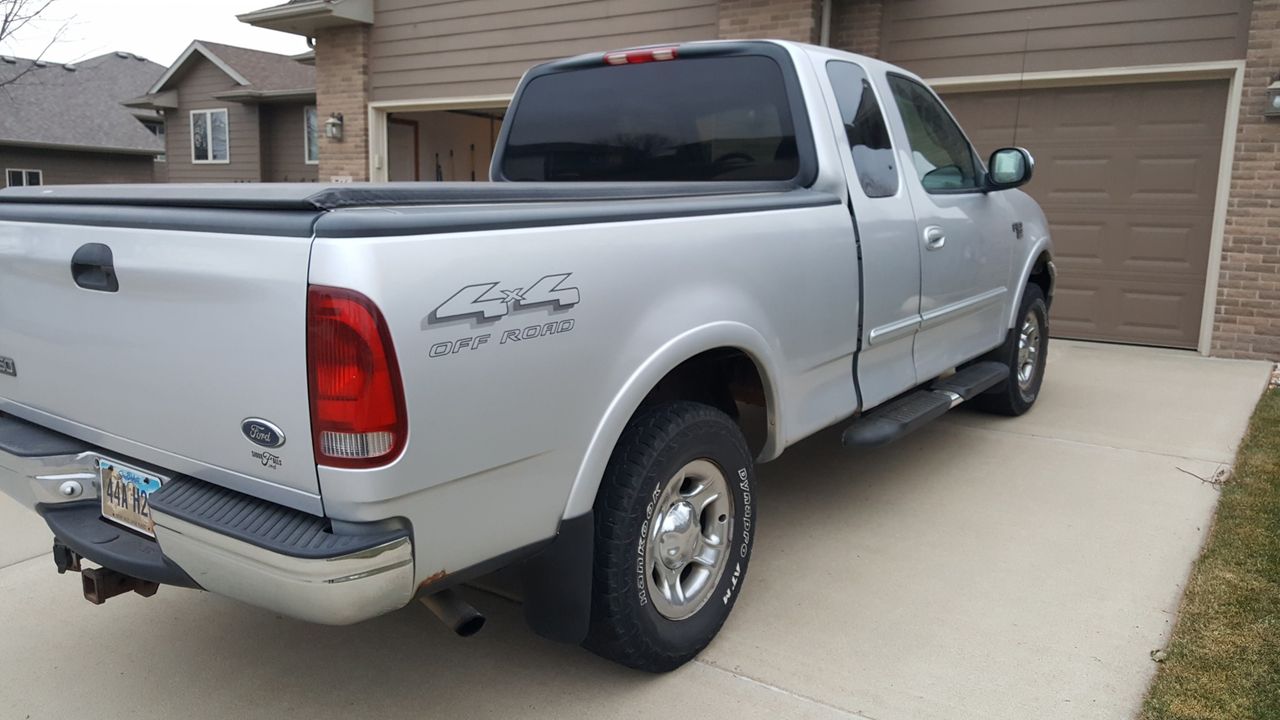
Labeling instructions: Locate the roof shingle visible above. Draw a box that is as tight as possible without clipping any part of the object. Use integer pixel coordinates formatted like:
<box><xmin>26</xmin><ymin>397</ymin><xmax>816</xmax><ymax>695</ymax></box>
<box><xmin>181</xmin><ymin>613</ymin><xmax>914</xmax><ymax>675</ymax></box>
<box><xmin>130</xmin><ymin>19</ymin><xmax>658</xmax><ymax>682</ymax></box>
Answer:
<box><xmin>0</xmin><ymin>52</ymin><xmax>165</xmax><ymax>154</ymax></box>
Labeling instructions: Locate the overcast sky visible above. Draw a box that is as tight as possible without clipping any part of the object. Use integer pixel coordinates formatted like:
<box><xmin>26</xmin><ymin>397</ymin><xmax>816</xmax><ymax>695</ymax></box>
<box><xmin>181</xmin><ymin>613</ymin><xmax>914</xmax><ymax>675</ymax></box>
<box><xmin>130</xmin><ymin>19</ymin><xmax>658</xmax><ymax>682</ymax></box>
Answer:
<box><xmin>2</xmin><ymin>0</ymin><xmax>310</xmax><ymax>65</ymax></box>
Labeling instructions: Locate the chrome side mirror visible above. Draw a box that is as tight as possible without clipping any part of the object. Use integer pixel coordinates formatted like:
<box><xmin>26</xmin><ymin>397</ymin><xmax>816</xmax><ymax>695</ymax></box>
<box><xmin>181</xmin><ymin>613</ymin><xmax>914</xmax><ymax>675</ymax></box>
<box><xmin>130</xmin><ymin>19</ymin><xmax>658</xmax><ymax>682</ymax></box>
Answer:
<box><xmin>987</xmin><ymin>147</ymin><xmax>1034</xmax><ymax>190</ymax></box>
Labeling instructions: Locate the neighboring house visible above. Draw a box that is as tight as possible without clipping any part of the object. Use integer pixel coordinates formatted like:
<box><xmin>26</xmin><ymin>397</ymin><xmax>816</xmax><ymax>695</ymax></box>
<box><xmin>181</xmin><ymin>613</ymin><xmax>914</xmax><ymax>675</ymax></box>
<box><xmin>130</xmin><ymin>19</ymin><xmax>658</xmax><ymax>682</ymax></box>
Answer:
<box><xmin>0</xmin><ymin>51</ymin><xmax>166</xmax><ymax>187</ymax></box>
<box><xmin>238</xmin><ymin>0</ymin><xmax>1280</xmax><ymax>361</ymax></box>
<box><xmin>127</xmin><ymin>41</ymin><xmax>318</xmax><ymax>183</ymax></box>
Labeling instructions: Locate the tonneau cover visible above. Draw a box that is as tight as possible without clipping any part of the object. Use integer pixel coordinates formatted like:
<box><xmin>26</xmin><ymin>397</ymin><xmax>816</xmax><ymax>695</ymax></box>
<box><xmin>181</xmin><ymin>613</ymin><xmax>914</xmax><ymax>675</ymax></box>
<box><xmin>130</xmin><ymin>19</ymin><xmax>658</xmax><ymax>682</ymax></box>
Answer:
<box><xmin>0</xmin><ymin>180</ymin><xmax>800</xmax><ymax>211</ymax></box>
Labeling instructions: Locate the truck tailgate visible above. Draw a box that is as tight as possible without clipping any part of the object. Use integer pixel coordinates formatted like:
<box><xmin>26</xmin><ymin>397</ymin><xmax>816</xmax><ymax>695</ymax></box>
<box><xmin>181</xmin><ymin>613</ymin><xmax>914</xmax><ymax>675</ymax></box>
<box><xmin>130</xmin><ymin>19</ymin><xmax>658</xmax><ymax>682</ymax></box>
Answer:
<box><xmin>0</xmin><ymin>217</ymin><xmax>319</xmax><ymax>499</ymax></box>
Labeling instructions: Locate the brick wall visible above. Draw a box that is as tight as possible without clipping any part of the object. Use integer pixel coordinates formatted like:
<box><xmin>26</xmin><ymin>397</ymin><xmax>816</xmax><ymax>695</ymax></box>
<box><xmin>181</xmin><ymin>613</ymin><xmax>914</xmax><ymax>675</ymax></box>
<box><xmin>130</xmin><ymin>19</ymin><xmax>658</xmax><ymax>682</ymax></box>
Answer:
<box><xmin>830</xmin><ymin>0</ymin><xmax>884</xmax><ymax>57</ymax></box>
<box><xmin>1213</xmin><ymin>0</ymin><xmax>1280</xmax><ymax>360</ymax></box>
<box><xmin>315</xmin><ymin>24</ymin><xmax>371</xmax><ymax>182</ymax></box>
<box><xmin>717</xmin><ymin>0</ymin><xmax>822</xmax><ymax>43</ymax></box>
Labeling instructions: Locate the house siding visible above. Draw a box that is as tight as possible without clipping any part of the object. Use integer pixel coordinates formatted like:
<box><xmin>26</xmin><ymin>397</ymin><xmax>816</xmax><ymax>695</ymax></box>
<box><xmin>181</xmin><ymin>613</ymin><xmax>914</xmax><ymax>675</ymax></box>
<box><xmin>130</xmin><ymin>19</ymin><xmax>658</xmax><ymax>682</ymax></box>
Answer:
<box><xmin>0</xmin><ymin>145</ymin><xmax>156</xmax><ymax>185</ymax></box>
<box><xmin>260</xmin><ymin>103</ymin><xmax>320</xmax><ymax>182</ymax></box>
<box><xmin>369</xmin><ymin>0</ymin><xmax>719</xmax><ymax>102</ymax></box>
<box><xmin>164</xmin><ymin>56</ymin><xmax>262</xmax><ymax>182</ymax></box>
<box><xmin>879</xmin><ymin>0</ymin><xmax>1252</xmax><ymax>78</ymax></box>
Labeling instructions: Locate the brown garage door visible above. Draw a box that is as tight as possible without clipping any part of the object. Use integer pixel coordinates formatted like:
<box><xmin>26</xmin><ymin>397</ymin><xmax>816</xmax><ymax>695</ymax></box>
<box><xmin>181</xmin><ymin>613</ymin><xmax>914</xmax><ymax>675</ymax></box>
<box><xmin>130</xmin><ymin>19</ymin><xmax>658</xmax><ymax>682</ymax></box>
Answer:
<box><xmin>942</xmin><ymin>80</ymin><xmax>1228</xmax><ymax>348</ymax></box>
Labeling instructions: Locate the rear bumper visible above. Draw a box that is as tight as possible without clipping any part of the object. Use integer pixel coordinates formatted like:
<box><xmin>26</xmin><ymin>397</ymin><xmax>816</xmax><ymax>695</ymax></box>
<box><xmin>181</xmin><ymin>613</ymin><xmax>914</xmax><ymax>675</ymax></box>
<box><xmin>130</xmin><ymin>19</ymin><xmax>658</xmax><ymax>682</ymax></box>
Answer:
<box><xmin>0</xmin><ymin>412</ymin><xmax>416</xmax><ymax>625</ymax></box>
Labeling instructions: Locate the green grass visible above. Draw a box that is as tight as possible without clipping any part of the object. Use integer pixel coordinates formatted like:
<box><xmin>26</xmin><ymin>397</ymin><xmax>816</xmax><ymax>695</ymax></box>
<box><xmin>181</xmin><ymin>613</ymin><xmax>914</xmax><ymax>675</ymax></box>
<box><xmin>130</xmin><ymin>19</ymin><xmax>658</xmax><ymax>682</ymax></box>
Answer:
<box><xmin>1142</xmin><ymin>387</ymin><xmax>1280</xmax><ymax>720</ymax></box>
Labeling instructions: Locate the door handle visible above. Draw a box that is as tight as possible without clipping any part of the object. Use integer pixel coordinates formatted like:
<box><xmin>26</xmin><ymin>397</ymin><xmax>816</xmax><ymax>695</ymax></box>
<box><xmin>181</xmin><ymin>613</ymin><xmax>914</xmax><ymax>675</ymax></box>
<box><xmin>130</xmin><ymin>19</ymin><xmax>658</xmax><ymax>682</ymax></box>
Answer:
<box><xmin>924</xmin><ymin>226</ymin><xmax>946</xmax><ymax>251</ymax></box>
<box><xmin>70</xmin><ymin>243</ymin><xmax>119</xmax><ymax>292</ymax></box>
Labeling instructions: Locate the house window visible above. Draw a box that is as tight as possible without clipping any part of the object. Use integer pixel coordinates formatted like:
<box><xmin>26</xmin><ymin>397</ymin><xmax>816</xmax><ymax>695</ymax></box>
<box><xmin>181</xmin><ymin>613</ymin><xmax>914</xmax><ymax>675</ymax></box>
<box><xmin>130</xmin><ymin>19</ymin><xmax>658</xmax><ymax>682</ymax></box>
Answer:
<box><xmin>191</xmin><ymin>108</ymin><xmax>230</xmax><ymax>163</ymax></box>
<box><xmin>4</xmin><ymin>169</ymin><xmax>42</xmax><ymax>187</ymax></box>
<box><xmin>304</xmin><ymin>106</ymin><xmax>319</xmax><ymax>165</ymax></box>
<box><xmin>146</xmin><ymin>121</ymin><xmax>167</xmax><ymax>162</ymax></box>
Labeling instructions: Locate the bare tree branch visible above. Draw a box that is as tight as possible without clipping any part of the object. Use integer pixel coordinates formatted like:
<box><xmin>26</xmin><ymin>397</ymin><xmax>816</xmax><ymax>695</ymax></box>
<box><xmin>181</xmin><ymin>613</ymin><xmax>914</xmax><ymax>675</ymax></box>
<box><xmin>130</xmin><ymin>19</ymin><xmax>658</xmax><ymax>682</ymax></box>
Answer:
<box><xmin>0</xmin><ymin>0</ymin><xmax>63</xmax><ymax>88</ymax></box>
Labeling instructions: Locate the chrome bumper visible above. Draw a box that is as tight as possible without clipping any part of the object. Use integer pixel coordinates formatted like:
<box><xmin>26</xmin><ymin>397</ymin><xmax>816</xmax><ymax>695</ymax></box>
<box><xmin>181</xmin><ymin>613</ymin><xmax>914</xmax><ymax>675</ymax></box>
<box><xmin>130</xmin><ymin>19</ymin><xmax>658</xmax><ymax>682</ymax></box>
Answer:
<box><xmin>0</xmin><ymin>423</ymin><xmax>415</xmax><ymax>626</ymax></box>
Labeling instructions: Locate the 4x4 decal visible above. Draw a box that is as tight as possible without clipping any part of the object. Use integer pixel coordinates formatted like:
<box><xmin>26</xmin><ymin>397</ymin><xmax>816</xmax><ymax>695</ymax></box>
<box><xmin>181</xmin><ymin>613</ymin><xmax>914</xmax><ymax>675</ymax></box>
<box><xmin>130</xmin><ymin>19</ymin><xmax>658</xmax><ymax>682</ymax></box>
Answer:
<box><xmin>424</xmin><ymin>273</ymin><xmax>580</xmax><ymax>326</ymax></box>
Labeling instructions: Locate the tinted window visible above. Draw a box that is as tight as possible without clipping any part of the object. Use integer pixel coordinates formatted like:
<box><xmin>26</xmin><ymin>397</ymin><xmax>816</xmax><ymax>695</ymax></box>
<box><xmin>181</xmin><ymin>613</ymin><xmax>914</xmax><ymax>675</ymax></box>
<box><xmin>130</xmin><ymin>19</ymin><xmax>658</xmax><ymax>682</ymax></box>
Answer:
<box><xmin>887</xmin><ymin>75</ymin><xmax>981</xmax><ymax>192</ymax></box>
<box><xmin>826</xmin><ymin>61</ymin><xmax>897</xmax><ymax>198</ymax></box>
<box><xmin>501</xmin><ymin>56</ymin><xmax>800</xmax><ymax>182</ymax></box>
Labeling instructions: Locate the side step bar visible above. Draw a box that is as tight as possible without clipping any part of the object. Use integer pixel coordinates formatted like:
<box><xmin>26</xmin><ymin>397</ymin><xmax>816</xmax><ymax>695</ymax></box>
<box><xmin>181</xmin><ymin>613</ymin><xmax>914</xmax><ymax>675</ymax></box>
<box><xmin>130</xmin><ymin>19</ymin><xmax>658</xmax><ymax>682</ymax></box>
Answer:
<box><xmin>842</xmin><ymin>361</ymin><xmax>1007</xmax><ymax>448</ymax></box>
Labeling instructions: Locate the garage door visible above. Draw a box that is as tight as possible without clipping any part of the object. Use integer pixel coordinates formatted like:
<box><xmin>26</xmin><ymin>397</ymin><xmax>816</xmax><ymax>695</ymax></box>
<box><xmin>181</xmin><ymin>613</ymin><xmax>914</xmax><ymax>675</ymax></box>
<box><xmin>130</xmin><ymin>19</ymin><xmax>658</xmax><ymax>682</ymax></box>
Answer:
<box><xmin>942</xmin><ymin>80</ymin><xmax>1229</xmax><ymax>348</ymax></box>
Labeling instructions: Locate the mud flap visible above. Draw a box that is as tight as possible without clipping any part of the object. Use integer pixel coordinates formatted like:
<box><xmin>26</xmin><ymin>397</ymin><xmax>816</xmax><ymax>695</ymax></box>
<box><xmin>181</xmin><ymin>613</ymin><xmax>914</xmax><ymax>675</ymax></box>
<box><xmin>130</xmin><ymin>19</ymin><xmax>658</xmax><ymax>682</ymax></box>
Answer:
<box><xmin>520</xmin><ymin>512</ymin><xmax>593</xmax><ymax>644</ymax></box>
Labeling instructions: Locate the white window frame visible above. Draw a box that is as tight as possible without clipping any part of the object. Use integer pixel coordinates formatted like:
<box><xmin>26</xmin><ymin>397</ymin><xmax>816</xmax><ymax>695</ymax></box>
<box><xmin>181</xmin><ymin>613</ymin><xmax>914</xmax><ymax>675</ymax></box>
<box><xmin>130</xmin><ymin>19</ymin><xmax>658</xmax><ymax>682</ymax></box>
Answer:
<box><xmin>304</xmin><ymin>106</ymin><xmax>319</xmax><ymax>165</ymax></box>
<box><xmin>190</xmin><ymin>108</ymin><xmax>230</xmax><ymax>164</ymax></box>
<box><xmin>4</xmin><ymin>168</ymin><xmax>42</xmax><ymax>187</ymax></box>
<box><xmin>149</xmin><ymin>121</ymin><xmax>167</xmax><ymax>163</ymax></box>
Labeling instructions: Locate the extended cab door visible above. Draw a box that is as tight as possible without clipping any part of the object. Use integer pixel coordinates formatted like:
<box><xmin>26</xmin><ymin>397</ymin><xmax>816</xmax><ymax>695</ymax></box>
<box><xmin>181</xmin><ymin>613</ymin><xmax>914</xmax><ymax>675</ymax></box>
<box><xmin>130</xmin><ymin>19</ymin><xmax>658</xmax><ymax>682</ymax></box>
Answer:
<box><xmin>884</xmin><ymin>74</ymin><xmax>1013</xmax><ymax>381</ymax></box>
<box><xmin>821</xmin><ymin>60</ymin><xmax>922</xmax><ymax>409</ymax></box>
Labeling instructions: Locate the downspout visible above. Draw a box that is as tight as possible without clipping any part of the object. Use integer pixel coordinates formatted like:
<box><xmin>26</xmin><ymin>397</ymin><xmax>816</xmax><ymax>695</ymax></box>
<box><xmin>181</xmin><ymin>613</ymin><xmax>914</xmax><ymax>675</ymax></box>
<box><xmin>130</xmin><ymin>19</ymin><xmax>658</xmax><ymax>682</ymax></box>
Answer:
<box><xmin>820</xmin><ymin>0</ymin><xmax>832</xmax><ymax>46</ymax></box>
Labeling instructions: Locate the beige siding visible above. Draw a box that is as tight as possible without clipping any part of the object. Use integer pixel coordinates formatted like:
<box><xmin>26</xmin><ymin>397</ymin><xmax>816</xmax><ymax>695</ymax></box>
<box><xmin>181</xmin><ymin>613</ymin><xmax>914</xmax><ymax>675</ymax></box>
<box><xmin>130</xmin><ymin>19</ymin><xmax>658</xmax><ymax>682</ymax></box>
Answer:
<box><xmin>164</xmin><ymin>57</ymin><xmax>262</xmax><ymax>182</ymax></box>
<box><xmin>370</xmin><ymin>0</ymin><xmax>719</xmax><ymax>102</ymax></box>
<box><xmin>881</xmin><ymin>0</ymin><xmax>1252</xmax><ymax>78</ymax></box>
<box><xmin>1</xmin><ymin>145</ymin><xmax>156</xmax><ymax>185</ymax></box>
<box><xmin>260</xmin><ymin>103</ymin><xmax>320</xmax><ymax>182</ymax></box>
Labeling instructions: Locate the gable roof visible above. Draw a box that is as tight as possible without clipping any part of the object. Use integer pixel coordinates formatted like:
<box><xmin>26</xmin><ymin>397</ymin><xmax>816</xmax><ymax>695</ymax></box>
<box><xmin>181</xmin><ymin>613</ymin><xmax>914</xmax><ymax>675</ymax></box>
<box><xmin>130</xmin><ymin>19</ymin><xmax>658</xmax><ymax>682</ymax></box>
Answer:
<box><xmin>148</xmin><ymin>40</ymin><xmax>315</xmax><ymax>96</ymax></box>
<box><xmin>0</xmin><ymin>51</ymin><xmax>165</xmax><ymax>154</ymax></box>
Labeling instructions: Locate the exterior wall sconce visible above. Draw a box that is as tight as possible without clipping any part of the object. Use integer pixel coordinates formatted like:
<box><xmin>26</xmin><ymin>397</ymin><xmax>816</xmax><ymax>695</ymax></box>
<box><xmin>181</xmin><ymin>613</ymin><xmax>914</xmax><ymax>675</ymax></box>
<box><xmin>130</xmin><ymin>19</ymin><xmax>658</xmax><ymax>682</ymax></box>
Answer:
<box><xmin>1267</xmin><ymin>79</ymin><xmax>1280</xmax><ymax>118</ymax></box>
<box><xmin>325</xmin><ymin>112</ymin><xmax>345</xmax><ymax>140</ymax></box>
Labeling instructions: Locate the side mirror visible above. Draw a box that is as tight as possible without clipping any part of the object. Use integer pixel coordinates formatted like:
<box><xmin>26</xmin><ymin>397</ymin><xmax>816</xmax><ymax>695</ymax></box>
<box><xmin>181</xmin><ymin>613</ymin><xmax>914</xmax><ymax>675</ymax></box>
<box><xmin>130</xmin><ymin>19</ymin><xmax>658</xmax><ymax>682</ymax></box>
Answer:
<box><xmin>987</xmin><ymin>147</ymin><xmax>1034</xmax><ymax>190</ymax></box>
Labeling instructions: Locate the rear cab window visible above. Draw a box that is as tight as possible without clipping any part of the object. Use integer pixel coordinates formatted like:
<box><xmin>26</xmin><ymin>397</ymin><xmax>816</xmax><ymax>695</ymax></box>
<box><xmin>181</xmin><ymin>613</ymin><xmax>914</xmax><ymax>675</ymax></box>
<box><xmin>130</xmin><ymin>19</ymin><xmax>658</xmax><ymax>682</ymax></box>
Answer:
<box><xmin>825</xmin><ymin>61</ymin><xmax>898</xmax><ymax>198</ymax></box>
<box><xmin>497</xmin><ymin>46</ymin><xmax>814</xmax><ymax>183</ymax></box>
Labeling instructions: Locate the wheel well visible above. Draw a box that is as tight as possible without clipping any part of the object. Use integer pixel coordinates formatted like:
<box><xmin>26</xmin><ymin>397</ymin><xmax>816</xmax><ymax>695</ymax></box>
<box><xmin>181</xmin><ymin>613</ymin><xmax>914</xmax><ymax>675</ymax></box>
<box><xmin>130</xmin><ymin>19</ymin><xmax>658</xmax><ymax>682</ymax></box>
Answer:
<box><xmin>639</xmin><ymin>348</ymin><xmax>769</xmax><ymax>457</ymax></box>
<box><xmin>1028</xmin><ymin>252</ymin><xmax>1054</xmax><ymax>309</ymax></box>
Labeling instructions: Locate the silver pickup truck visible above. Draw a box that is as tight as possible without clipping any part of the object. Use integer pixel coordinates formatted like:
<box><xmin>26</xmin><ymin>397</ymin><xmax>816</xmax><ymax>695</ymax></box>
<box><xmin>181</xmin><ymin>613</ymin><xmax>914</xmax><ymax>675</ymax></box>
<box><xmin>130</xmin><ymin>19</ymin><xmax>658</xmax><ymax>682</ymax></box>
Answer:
<box><xmin>0</xmin><ymin>40</ymin><xmax>1053</xmax><ymax>671</ymax></box>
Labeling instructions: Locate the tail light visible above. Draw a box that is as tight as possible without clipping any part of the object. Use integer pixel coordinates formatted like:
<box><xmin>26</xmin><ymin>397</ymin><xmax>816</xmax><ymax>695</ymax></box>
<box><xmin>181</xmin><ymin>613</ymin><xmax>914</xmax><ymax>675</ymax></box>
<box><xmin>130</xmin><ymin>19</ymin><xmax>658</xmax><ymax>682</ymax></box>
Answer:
<box><xmin>307</xmin><ymin>285</ymin><xmax>407</xmax><ymax>469</ymax></box>
<box><xmin>603</xmin><ymin>47</ymin><xmax>678</xmax><ymax>65</ymax></box>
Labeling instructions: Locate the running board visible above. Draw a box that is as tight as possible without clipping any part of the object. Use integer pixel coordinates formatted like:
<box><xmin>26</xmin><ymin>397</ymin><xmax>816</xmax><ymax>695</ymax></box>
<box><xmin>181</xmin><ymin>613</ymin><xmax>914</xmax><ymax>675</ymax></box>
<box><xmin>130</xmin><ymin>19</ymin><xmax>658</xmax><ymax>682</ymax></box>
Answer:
<box><xmin>842</xmin><ymin>362</ymin><xmax>1007</xmax><ymax>448</ymax></box>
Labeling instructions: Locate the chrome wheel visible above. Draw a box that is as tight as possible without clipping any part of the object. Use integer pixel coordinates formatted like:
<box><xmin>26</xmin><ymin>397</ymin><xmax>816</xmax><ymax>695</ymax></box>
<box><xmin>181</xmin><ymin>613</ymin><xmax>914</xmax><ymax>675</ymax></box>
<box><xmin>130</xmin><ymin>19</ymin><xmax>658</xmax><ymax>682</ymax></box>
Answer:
<box><xmin>1016</xmin><ymin>310</ymin><xmax>1041</xmax><ymax>392</ymax></box>
<box><xmin>645</xmin><ymin>459</ymin><xmax>734</xmax><ymax>621</ymax></box>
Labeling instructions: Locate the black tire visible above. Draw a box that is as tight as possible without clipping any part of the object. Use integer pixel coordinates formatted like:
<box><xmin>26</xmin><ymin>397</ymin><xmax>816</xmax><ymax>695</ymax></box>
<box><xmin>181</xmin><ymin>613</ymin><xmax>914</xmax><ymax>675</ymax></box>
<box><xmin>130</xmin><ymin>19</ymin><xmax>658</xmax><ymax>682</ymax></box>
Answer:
<box><xmin>971</xmin><ymin>284</ymin><xmax>1049</xmax><ymax>416</ymax></box>
<box><xmin>583</xmin><ymin>401</ymin><xmax>757</xmax><ymax>672</ymax></box>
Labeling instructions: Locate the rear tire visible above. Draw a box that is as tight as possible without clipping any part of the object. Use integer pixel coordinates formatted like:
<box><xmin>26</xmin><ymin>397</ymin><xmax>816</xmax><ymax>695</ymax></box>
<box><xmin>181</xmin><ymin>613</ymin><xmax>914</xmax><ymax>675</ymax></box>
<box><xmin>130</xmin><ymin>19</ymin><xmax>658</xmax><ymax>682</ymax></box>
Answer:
<box><xmin>972</xmin><ymin>284</ymin><xmax>1049</xmax><ymax>416</ymax></box>
<box><xmin>583</xmin><ymin>401</ymin><xmax>757</xmax><ymax>672</ymax></box>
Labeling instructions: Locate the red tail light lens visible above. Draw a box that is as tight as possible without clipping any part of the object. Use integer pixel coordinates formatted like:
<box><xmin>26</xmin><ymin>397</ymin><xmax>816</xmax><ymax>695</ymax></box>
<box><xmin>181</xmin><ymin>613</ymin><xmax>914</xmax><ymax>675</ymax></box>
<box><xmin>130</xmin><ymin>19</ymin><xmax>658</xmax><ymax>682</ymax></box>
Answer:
<box><xmin>603</xmin><ymin>47</ymin><xmax>678</xmax><ymax>65</ymax></box>
<box><xmin>307</xmin><ymin>285</ymin><xmax>407</xmax><ymax>469</ymax></box>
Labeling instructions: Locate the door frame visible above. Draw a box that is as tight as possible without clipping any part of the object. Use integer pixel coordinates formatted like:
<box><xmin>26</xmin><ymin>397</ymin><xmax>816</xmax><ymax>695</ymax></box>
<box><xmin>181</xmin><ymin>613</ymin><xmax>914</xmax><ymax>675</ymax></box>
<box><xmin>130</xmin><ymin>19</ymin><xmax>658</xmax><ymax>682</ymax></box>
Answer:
<box><xmin>386</xmin><ymin>117</ymin><xmax>421</xmax><ymax>181</ymax></box>
<box><xmin>367</xmin><ymin>94</ymin><xmax>512</xmax><ymax>183</ymax></box>
<box><xmin>925</xmin><ymin>60</ymin><xmax>1246</xmax><ymax>356</ymax></box>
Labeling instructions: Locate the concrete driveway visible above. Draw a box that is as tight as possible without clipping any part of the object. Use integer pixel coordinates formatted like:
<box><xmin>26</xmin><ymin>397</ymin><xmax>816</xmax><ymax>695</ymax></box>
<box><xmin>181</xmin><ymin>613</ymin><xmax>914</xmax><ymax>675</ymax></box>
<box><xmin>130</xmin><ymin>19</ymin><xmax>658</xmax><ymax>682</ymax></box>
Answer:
<box><xmin>0</xmin><ymin>340</ymin><xmax>1271</xmax><ymax>720</ymax></box>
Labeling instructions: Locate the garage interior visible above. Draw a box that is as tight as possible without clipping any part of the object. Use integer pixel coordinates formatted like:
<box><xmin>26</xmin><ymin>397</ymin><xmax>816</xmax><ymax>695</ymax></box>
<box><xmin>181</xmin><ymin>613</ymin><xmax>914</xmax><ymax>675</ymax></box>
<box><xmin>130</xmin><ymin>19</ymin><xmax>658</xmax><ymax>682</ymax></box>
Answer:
<box><xmin>385</xmin><ymin>108</ymin><xmax>505</xmax><ymax>182</ymax></box>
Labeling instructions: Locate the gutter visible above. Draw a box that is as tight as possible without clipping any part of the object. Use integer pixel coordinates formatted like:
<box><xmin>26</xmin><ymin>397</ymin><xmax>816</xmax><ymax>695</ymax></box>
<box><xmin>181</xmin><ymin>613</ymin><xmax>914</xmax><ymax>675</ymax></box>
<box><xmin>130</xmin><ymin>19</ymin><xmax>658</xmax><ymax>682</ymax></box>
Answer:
<box><xmin>0</xmin><ymin>139</ymin><xmax>162</xmax><ymax>157</ymax></box>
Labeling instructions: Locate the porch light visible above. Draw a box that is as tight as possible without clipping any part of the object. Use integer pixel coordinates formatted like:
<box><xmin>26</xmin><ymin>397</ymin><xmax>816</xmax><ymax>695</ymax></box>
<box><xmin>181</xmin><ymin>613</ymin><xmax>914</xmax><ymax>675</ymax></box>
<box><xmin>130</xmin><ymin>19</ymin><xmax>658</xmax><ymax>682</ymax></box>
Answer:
<box><xmin>1267</xmin><ymin>79</ymin><xmax>1280</xmax><ymax>118</ymax></box>
<box><xmin>325</xmin><ymin>112</ymin><xmax>345</xmax><ymax>140</ymax></box>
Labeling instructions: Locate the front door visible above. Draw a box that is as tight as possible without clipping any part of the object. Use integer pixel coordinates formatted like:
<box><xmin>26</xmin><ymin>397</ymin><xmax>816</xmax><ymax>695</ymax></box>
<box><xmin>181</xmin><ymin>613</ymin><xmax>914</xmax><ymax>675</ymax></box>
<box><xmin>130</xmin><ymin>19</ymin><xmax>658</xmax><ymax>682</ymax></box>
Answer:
<box><xmin>885</xmin><ymin>75</ymin><xmax>1013</xmax><ymax>381</ymax></box>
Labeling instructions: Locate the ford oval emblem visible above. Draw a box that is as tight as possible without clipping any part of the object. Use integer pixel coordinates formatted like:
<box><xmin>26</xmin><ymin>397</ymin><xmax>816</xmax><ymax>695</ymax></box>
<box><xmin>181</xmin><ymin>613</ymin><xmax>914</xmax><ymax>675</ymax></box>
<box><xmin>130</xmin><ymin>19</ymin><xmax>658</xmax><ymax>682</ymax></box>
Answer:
<box><xmin>241</xmin><ymin>418</ymin><xmax>286</xmax><ymax>448</ymax></box>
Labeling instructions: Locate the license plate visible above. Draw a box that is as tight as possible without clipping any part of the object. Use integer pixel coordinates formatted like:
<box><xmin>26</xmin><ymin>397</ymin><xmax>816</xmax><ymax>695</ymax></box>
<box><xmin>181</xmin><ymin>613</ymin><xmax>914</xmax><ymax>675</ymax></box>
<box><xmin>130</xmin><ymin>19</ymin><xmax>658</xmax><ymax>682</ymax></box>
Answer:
<box><xmin>99</xmin><ymin>459</ymin><xmax>164</xmax><ymax>537</ymax></box>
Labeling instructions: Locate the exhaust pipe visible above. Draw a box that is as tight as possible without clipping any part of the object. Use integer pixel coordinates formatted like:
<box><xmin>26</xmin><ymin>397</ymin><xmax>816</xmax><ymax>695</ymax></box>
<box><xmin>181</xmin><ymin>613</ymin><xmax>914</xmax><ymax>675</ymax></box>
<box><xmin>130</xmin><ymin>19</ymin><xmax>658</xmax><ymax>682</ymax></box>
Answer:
<box><xmin>81</xmin><ymin>567</ymin><xmax>159</xmax><ymax>605</ymax></box>
<box><xmin>419</xmin><ymin>588</ymin><xmax>486</xmax><ymax>637</ymax></box>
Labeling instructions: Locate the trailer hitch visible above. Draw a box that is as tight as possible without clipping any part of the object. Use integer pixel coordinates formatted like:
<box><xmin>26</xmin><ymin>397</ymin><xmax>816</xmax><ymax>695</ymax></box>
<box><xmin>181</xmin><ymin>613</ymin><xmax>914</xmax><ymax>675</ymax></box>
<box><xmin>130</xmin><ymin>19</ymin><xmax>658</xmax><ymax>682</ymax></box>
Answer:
<box><xmin>81</xmin><ymin>566</ymin><xmax>159</xmax><ymax>605</ymax></box>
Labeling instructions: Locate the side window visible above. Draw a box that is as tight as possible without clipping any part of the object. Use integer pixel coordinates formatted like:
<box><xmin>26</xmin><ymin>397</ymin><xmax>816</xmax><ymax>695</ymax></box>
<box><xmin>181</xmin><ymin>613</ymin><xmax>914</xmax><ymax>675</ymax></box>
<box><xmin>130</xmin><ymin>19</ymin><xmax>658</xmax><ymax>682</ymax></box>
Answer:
<box><xmin>825</xmin><ymin>61</ymin><xmax>898</xmax><ymax>198</ymax></box>
<box><xmin>887</xmin><ymin>75</ymin><xmax>981</xmax><ymax>192</ymax></box>
<box><xmin>5</xmin><ymin>169</ymin><xmax>41</xmax><ymax>187</ymax></box>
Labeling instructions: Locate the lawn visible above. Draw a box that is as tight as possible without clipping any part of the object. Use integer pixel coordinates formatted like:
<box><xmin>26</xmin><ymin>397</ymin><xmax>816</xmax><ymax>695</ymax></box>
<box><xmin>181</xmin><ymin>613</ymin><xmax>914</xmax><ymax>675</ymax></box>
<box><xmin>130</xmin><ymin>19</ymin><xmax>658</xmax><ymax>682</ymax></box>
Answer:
<box><xmin>1141</xmin><ymin>386</ymin><xmax>1280</xmax><ymax>720</ymax></box>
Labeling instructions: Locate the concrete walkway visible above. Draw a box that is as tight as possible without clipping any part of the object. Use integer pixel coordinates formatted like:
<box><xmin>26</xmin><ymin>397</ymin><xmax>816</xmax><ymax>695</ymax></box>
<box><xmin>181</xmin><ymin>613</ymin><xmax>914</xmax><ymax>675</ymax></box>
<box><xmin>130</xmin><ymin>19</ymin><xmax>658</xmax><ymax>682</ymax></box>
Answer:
<box><xmin>0</xmin><ymin>340</ymin><xmax>1271</xmax><ymax>720</ymax></box>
